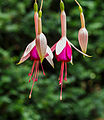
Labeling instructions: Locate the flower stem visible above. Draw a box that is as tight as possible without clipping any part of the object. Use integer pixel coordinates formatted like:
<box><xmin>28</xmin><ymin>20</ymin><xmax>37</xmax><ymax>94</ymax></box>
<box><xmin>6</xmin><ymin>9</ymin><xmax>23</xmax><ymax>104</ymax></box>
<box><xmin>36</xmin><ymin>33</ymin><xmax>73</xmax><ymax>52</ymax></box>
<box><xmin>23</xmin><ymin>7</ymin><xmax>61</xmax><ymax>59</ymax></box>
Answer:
<box><xmin>40</xmin><ymin>0</ymin><xmax>43</xmax><ymax>11</ymax></box>
<box><xmin>74</xmin><ymin>0</ymin><xmax>83</xmax><ymax>13</ymax></box>
<box><xmin>74</xmin><ymin>0</ymin><xmax>85</xmax><ymax>27</ymax></box>
<box><xmin>75</xmin><ymin>0</ymin><xmax>81</xmax><ymax>7</ymax></box>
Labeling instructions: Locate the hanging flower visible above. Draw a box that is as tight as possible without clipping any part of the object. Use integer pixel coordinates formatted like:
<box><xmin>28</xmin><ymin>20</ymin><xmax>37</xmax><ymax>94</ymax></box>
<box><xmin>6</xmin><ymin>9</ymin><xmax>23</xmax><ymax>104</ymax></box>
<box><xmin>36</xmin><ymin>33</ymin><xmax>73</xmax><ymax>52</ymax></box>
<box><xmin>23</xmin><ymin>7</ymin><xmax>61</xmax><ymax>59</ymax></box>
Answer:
<box><xmin>51</xmin><ymin>0</ymin><xmax>91</xmax><ymax>100</ymax></box>
<box><xmin>18</xmin><ymin>1</ymin><xmax>54</xmax><ymax>98</ymax></box>
<box><xmin>36</xmin><ymin>11</ymin><xmax>47</xmax><ymax>63</ymax></box>
<box><xmin>75</xmin><ymin>0</ymin><xmax>88</xmax><ymax>53</ymax></box>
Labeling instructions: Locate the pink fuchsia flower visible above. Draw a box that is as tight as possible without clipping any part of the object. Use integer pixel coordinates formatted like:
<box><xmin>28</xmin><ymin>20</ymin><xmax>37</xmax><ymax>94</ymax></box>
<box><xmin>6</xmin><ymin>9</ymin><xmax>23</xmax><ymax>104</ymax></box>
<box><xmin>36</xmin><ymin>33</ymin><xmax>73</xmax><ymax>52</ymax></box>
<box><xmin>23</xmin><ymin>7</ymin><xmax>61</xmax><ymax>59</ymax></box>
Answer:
<box><xmin>51</xmin><ymin>1</ymin><xmax>91</xmax><ymax>100</ymax></box>
<box><xmin>18</xmin><ymin>2</ymin><xmax>54</xmax><ymax>98</ymax></box>
<box><xmin>75</xmin><ymin>0</ymin><xmax>88</xmax><ymax>53</ymax></box>
<box><xmin>18</xmin><ymin>38</ymin><xmax>54</xmax><ymax>100</ymax></box>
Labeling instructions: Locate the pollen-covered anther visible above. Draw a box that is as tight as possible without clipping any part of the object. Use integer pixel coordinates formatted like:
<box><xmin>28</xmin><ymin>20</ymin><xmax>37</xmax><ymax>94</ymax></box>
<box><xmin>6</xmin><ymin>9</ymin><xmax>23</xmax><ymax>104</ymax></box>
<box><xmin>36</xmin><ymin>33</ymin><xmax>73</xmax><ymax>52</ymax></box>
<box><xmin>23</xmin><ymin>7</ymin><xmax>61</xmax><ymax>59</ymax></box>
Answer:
<box><xmin>64</xmin><ymin>77</ymin><xmax>67</xmax><ymax>81</ymax></box>
<box><xmin>60</xmin><ymin>95</ymin><xmax>62</xmax><ymax>101</ymax></box>
<box><xmin>28</xmin><ymin>73</ymin><xmax>31</xmax><ymax>76</ymax></box>
<box><xmin>29</xmin><ymin>94</ymin><xmax>31</xmax><ymax>99</ymax></box>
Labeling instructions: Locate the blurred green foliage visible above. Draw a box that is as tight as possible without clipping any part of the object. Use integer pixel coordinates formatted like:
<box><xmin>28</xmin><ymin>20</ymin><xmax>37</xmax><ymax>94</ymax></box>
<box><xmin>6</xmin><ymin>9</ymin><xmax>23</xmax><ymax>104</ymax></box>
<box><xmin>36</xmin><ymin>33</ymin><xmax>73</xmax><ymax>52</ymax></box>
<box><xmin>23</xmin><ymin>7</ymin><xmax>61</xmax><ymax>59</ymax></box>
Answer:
<box><xmin>0</xmin><ymin>0</ymin><xmax>104</xmax><ymax>120</ymax></box>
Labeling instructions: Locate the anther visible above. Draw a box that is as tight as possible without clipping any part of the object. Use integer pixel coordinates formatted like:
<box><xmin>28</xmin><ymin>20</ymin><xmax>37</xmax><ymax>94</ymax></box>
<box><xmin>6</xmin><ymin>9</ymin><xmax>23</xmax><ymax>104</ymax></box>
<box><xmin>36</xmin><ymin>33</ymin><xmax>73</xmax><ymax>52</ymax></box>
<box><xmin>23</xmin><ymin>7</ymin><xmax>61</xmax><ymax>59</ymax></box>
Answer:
<box><xmin>29</xmin><ymin>94</ymin><xmax>31</xmax><ymax>99</ymax></box>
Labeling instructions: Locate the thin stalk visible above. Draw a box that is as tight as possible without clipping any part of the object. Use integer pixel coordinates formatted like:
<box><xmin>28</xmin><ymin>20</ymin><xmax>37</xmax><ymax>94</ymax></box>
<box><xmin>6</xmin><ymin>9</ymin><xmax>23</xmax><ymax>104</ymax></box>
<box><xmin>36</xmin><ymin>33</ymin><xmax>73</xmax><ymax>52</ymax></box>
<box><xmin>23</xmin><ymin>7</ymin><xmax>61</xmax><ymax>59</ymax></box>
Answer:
<box><xmin>75</xmin><ymin>0</ymin><xmax>81</xmax><ymax>7</ymax></box>
<box><xmin>40</xmin><ymin>0</ymin><xmax>43</xmax><ymax>11</ymax></box>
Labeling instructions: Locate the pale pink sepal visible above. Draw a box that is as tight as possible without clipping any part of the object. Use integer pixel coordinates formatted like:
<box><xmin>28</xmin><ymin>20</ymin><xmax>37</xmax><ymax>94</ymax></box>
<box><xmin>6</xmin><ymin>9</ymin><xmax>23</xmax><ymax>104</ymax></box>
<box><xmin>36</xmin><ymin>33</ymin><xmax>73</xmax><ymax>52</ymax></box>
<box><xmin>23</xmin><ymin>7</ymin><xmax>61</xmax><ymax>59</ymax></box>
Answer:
<box><xmin>23</xmin><ymin>40</ymin><xmax>36</xmax><ymax>57</ymax></box>
<box><xmin>50</xmin><ymin>39</ymin><xmax>61</xmax><ymax>53</ymax></box>
<box><xmin>56</xmin><ymin>37</ymin><xmax>66</xmax><ymax>55</ymax></box>
<box><xmin>46</xmin><ymin>45</ymin><xmax>53</xmax><ymax>59</ymax></box>
<box><xmin>51</xmin><ymin>42</ymin><xmax>57</xmax><ymax>52</ymax></box>
<box><xmin>67</xmin><ymin>40</ymin><xmax>91</xmax><ymax>57</ymax></box>
<box><xmin>78</xmin><ymin>28</ymin><xmax>88</xmax><ymax>53</ymax></box>
<box><xmin>61</xmin><ymin>11</ymin><xmax>66</xmax><ymax>37</ymax></box>
<box><xmin>36</xmin><ymin>33</ymin><xmax>47</xmax><ymax>62</ymax></box>
<box><xmin>18</xmin><ymin>53</ymin><xmax>30</xmax><ymax>65</ymax></box>
<box><xmin>34</xmin><ymin>12</ymin><xmax>38</xmax><ymax>37</ymax></box>
<box><xmin>46</xmin><ymin>56</ymin><xmax>54</xmax><ymax>68</ymax></box>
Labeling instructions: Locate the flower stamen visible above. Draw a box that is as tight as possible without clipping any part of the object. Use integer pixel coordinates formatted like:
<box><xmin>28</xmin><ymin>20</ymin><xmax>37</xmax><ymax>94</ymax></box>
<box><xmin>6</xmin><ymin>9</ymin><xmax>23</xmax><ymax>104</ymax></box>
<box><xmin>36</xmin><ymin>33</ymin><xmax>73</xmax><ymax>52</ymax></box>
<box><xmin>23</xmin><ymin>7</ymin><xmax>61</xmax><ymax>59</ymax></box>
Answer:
<box><xmin>64</xmin><ymin>62</ymin><xmax>67</xmax><ymax>81</ymax></box>
<box><xmin>41</xmin><ymin>63</ymin><xmax>45</xmax><ymax>76</ymax></box>
<box><xmin>60</xmin><ymin>62</ymin><xmax>64</xmax><ymax>100</ymax></box>
<box><xmin>29</xmin><ymin>61</ymin><xmax>39</xmax><ymax>99</ymax></box>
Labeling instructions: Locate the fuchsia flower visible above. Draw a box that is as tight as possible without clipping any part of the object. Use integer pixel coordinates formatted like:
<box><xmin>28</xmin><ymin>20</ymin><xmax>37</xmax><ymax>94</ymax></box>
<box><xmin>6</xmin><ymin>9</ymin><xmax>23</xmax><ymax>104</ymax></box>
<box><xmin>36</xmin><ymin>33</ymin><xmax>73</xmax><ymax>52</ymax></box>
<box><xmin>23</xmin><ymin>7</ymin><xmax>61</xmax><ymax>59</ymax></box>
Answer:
<box><xmin>75</xmin><ymin>0</ymin><xmax>88</xmax><ymax>53</ymax></box>
<box><xmin>51</xmin><ymin>1</ymin><xmax>91</xmax><ymax>100</ymax></box>
<box><xmin>18</xmin><ymin>2</ymin><xmax>54</xmax><ymax>98</ymax></box>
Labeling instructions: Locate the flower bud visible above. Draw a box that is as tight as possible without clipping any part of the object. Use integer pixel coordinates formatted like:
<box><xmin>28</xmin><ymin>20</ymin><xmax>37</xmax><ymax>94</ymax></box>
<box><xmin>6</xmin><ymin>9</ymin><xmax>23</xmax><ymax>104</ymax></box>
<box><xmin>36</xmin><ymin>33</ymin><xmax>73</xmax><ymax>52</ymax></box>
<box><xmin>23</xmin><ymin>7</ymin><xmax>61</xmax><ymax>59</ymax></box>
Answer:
<box><xmin>78</xmin><ymin>28</ymin><xmax>88</xmax><ymax>53</ymax></box>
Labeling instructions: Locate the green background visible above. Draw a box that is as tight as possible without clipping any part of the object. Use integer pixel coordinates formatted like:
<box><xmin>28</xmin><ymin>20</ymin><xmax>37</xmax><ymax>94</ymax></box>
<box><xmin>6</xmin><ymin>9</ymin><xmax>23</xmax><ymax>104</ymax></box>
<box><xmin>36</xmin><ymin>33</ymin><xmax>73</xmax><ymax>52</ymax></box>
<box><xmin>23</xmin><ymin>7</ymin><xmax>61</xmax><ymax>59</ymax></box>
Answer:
<box><xmin>0</xmin><ymin>0</ymin><xmax>104</xmax><ymax>120</ymax></box>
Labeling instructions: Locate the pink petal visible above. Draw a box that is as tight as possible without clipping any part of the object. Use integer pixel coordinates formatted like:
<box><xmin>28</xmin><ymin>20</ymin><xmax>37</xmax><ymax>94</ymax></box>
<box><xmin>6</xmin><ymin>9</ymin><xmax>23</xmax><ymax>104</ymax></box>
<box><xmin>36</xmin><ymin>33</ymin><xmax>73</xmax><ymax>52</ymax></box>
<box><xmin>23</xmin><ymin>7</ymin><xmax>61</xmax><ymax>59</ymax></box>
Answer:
<box><xmin>23</xmin><ymin>40</ymin><xmax>36</xmax><ymax>57</ymax></box>
<box><xmin>55</xmin><ymin>41</ymin><xmax>72</xmax><ymax>62</ymax></box>
<box><xmin>56</xmin><ymin>37</ymin><xmax>66</xmax><ymax>55</ymax></box>
<box><xmin>56</xmin><ymin>47</ymin><xmax>67</xmax><ymax>62</ymax></box>
<box><xmin>50</xmin><ymin>39</ymin><xmax>61</xmax><ymax>53</ymax></box>
<box><xmin>67</xmin><ymin>40</ymin><xmax>91</xmax><ymax>57</ymax></box>
<box><xmin>46</xmin><ymin>56</ymin><xmax>54</xmax><ymax>68</ymax></box>
<box><xmin>30</xmin><ymin>46</ymin><xmax>40</xmax><ymax>60</ymax></box>
<box><xmin>36</xmin><ymin>33</ymin><xmax>47</xmax><ymax>62</ymax></box>
<box><xmin>78</xmin><ymin>28</ymin><xmax>88</xmax><ymax>53</ymax></box>
<box><xmin>34</xmin><ymin>12</ymin><xmax>38</xmax><ymax>37</ymax></box>
<box><xmin>61</xmin><ymin>11</ymin><xmax>66</xmax><ymax>37</ymax></box>
<box><xmin>18</xmin><ymin>53</ymin><xmax>30</xmax><ymax>64</ymax></box>
<box><xmin>46</xmin><ymin>45</ymin><xmax>53</xmax><ymax>59</ymax></box>
<box><xmin>66</xmin><ymin>42</ymin><xmax>72</xmax><ymax>60</ymax></box>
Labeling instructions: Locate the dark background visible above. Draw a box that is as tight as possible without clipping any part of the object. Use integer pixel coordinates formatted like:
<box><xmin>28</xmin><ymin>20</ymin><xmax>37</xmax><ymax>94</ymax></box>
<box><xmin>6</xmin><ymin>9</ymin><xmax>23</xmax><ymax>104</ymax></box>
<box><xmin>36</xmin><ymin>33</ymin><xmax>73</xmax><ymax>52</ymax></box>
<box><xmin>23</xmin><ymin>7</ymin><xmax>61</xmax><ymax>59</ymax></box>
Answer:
<box><xmin>0</xmin><ymin>0</ymin><xmax>104</xmax><ymax>120</ymax></box>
